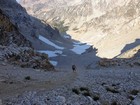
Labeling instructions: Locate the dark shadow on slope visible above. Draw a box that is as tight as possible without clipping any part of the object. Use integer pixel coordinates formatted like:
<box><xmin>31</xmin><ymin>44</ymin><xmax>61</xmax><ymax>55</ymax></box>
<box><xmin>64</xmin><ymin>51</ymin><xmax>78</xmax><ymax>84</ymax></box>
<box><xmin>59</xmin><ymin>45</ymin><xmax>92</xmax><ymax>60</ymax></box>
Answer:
<box><xmin>117</xmin><ymin>39</ymin><xmax>140</xmax><ymax>57</ymax></box>
<box><xmin>98</xmin><ymin>39</ymin><xmax>140</xmax><ymax>68</ymax></box>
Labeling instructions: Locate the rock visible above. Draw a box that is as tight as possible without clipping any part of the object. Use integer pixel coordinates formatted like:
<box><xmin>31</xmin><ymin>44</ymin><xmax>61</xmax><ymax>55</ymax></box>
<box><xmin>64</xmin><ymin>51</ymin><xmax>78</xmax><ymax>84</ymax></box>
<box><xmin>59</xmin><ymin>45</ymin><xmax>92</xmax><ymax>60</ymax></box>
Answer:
<box><xmin>129</xmin><ymin>63</ymin><xmax>134</xmax><ymax>67</ymax></box>
<box><xmin>132</xmin><ymin>96</ymin><xmax>140</xmax><ymax>105</ymax></box>
<box><xmin>105</xmin><ymin>86</ymin><xmax>119</xmax><ymax>93</ymax></box>
<box><xmin>0</xmin><ymin>44</ymin><xmax>54</xmax><ymax>70</ymax></box>
<box><xmin>1</xmin><ymin>62</ymin><xmax>6</xmax><ymax>66</ymax></box>
<box><xmin>55</xmin><ymin>96</ymin><xmax>66</xmax><ymax>104</ymax></box>
<box><xmin>98</xmin><ymin>58</ymin><xmax>119</xmax><ymax>67</ymax></box>
<box><xmin>66</xmin><ymin>95</ymin><xmax>98</xmax><ymax>105</ymax></box>
<box><xmin>0</xmin><ymin>78</ymin><xmax>6</xmax><ymax>82</ymax></box>
<box><xmin>0</xmin><ymin>99</ymin><xmax>2</xmax><ymax>105</ymax></box>
<box><xmin>134</xmin><ymin>60</ymin><xmax>140</xmax><ymax>66</ymax></box>
<box><xmin>0</xmin><ymin>0</ymin><xmax>57</xmax><ymax>71</ymax></box>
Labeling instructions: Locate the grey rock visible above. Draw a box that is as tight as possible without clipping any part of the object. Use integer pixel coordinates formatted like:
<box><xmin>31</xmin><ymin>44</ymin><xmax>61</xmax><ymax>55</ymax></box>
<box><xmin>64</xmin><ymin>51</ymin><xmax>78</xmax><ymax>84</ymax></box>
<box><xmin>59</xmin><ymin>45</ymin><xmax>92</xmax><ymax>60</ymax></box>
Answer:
<box><xmin>132</xmin><ymin>96</ymin><xmax>140</xmax><ymax>105</ymax></box>
<box><xmin>54</xmin><ymin>96</ymin><xmax>66</xmax><ymax>105</ymax></box>
<box><xmin>1</xmin><ymin>62</ymin><xmax>6</xmax><ymax>66</ymax></box>
<box><xmin>0</xmin><ymin>99</ymin><xmax>2</xmax><ymax>105</ymax></box>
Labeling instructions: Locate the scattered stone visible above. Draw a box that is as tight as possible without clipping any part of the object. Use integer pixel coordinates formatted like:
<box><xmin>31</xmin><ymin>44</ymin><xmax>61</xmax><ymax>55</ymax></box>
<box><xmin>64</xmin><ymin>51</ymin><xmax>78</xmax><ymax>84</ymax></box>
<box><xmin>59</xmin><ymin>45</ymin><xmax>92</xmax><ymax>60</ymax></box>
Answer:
<box><xmin>128</xmin><ymin>95</ymin><xmax>135</xmax><ymax>101</ymax></box>
<box><xmin>134</xmin><ymin>60</ymin><xmax>140</xmax><ymax>66</ymax></box>
<box><xmin>55</xmin><ymin>96</ymin><xmax>66</xmax><ymax>104</ymax></box>
<box><xmin>1</xmin><ymin>62</ymin><xmax>6</xmax><ymax>66</ymax></box>
<box><xmin>82</xmin><ymin>91</ymin><xmax>91</xmax><ymax>96</ymax></box>
<box><xmin>111</xmin><ymin>101</ymin><xmax>117</xmax><ymax>105</ymax></box>
<box><xmin>132</xmin><ymin>96</ymin><xmax>140</xmax><ymax>105</ymax></box>
<box><xmin>0</xmin><ymin>44</ymin><xmax>54</xmax><ymax>71</ymax></box>
<box><xmin>24</xmin><ymin>76</ymin><xmax>31</xmax><ymax>80</ymax></box>
<box><xmin>72</xmin><ymin>88</ymin><xmax>80</xmax><ymax>95</ymax></box>
<box><xmin>129</xmin><ymin>63</ymin><xmax>134</xmax><ymax>67</ymax></box>
<box><xmin>0</xmin><ymin>99</ymin><xmax>2</xmax><ymax>105</ymax></box>
<box><xmin>80</xmin><ymin>87</ymin><xmax>89</xmax><ymax>92</ymax></box>
<box><xmin>0</xmin><ymin>79</ymin><xmax>6</xmax><ymax>82</ymax></box>
<box><xmin>92</xmin><ymin>94</ymin><xmax>100</xmax><ymax>101</ymax></box>
<box><xmin>87</xmin><ymin>96</ymin><xmax>93</xmax><ymax>102</ymax></box>
<box><xmin>98</xmin><ymin>58</ymin><xmax>119</xmax><ymax>67</ymax></box>
<box><xmin>101</xmin><ymin>82</ymin><xmax>107</xmax><ymax>86</ymax></box>
<box><xmin>106</xmin><ymin>86</ymin><xmax>119</xmax><ymax>93</ymax></box>
<box><xmin>129</xmin><ymin>89</ymin><xmax>139</xmax><ymax>95</ymax></box>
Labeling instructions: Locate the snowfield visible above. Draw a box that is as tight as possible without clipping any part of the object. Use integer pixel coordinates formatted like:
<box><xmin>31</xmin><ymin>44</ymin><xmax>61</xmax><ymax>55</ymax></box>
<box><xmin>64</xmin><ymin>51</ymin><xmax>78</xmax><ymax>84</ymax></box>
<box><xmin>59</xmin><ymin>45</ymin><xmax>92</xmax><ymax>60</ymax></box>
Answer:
<box><xmin>39</xmin><ymin>35</ymin><xmax>91</xmax><ymax>55</ymax></box>
<box><xmin>71</xmin><ymin>42</ymin><xmax>91</xmax><ymax>54</ymax></box>
<box><xmin>39</xmin><ymin>35</ymin><xmax>64</xmax><ymax>50</ymax></box>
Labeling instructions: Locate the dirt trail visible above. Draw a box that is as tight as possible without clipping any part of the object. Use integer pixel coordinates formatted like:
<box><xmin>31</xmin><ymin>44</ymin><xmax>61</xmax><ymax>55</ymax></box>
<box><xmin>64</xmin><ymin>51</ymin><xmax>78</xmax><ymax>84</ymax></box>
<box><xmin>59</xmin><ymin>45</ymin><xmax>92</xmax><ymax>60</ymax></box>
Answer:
<box><xmin>0</xmin><ymin>64</ymin><xmax>78</xmax><ymax>99</ymax></box>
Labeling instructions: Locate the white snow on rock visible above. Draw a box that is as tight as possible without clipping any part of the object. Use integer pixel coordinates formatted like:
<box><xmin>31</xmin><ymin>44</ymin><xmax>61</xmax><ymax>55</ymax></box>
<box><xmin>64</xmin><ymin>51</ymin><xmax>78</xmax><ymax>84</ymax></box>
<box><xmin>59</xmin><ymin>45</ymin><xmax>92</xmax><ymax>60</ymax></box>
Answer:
<box><xmin>63</xmin><ymin>35</ymin><xmax>71</xmax><ymax>39</ymax></box>
<box><xmin>38</xmin><ymin>51</ymin><xmax>57</xmax><ymax>57</ymax></box>
<box><xmin>50</xmin><ymin>61</ymin><xmax>58</xmax><ymax>66</ymax></box>
<box><xmin>71</xmin><ymin>43</ymin><xmax>91</xmax><ymax>54</ymax></box>
<box><xmin>39</xmin><ymin>35</ymin><xmax>64</xmax><ymax>50</ymax></box>
<box><xmin>54</xmin><ymin>50</ymin><xmax>63</xmax><ymax>54</ymax></box>
<box><xmin>73</xmin><ymin>41</ymin><xmax>81</xmax><ymax>45</ymax></box>
<box><xmin>38</xmin><ymin>50</ymin><xmax>63</xmax><ymax>58</ymax></box>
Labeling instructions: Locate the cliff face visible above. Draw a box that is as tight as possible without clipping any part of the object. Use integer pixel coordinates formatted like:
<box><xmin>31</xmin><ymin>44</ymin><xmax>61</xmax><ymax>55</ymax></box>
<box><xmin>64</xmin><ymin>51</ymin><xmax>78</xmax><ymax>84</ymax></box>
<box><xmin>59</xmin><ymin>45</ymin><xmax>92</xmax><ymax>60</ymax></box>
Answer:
<box><xmin>0</xmin><ymin>10</ymin><xmax>31</xmax><ymax>47</ymax></box>
<box><xmin>0</xmin><ymin>0</ymin><xmax>61</xmax><ymax>49</ymax></box>
<box><xmin>0</xmin><ymin>0</ymin><xmax>55</xmax><ymax>70</ymax></box>
<box><xmin>19</xmin><ymin>0</ymin><xmax>140</xmax><ymax>58</ymax></box>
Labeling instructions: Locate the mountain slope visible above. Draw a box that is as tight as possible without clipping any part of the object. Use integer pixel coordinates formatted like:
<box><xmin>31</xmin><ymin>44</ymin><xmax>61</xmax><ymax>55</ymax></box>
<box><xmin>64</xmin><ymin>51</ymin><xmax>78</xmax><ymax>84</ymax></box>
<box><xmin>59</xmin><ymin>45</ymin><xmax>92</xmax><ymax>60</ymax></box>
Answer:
<box><xmin>19</xmin><ymin>0</ymin><xmax>140</xmax><ymax>58</ymax></box>
<box><xmin>0</xmin><ymin>0</ymin><xmax>56</xmax><ymax>70</ymax></box>
<box><xmin>0</xmin><ymin>0</ymin><xmax>63</xmax><ymax>50</ymax></box>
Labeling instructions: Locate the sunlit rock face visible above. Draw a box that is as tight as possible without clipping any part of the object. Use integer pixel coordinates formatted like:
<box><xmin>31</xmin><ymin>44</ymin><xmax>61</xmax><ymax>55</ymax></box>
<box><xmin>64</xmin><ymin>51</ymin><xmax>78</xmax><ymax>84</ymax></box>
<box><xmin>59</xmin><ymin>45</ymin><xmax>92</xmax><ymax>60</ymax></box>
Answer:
<box><xmin>20</xmin><ymin>0</ymin><xmax>140</xmax><ymax>58</ymax></box>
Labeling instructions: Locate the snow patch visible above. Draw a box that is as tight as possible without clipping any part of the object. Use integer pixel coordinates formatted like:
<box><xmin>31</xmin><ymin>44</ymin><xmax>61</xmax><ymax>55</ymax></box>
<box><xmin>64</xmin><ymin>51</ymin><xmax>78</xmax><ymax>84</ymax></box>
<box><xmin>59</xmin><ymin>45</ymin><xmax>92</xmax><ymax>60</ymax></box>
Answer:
<box><xmin>38</xmin><ymin>50</ymin><xmax>63</xmax><ymax>58</ymax></box>
<box><xmin>63</xmin><ymin>35</ymin><xmax>71</xmax><ymax>39</ymax></box>
<box><xmin>50</xmin><ymin>61</ymin><xmax>58</xmax><ymax>66</ymax></box>
<box><xmin>55</xmin><ymin>50</ymin><xmax>63</xmax><ymax>54</ymax></box>
<box><xmin>73</xmin><ymin>41</ymin><xmax>81</xmax><ymax>45</ymax></box>
<box><xmin>39</xmin><ymin>35</ymin><xmax>64</xmax><ymax>50</ymax></box>
<box><xmin>71</xmin><ymin>43</ymin><xmax>91</xmax><ymax>54</ymax></box>
<box><xmin>38</xmin><ymin>51</ymin><xmax>57</xmax><ymax>57</ymax></box>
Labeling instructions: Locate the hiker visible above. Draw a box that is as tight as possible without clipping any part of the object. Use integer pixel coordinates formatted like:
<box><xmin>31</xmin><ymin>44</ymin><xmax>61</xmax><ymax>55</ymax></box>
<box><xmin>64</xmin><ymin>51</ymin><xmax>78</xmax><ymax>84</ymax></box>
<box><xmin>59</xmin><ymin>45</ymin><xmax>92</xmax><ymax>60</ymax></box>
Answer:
<box><xmin>72</xmin><ymin>64</ymin><xmax>76</xmax><ymax>72</ymax></box>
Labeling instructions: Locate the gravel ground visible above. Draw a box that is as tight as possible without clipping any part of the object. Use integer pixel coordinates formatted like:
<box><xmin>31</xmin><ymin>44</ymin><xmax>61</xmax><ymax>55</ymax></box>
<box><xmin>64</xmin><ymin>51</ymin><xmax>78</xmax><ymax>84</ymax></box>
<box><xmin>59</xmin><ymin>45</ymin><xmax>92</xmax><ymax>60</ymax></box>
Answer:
<box><xmin>0</xmin><ymin>60</ymin><xmax>140</xmax><ymax>105</ymax></box>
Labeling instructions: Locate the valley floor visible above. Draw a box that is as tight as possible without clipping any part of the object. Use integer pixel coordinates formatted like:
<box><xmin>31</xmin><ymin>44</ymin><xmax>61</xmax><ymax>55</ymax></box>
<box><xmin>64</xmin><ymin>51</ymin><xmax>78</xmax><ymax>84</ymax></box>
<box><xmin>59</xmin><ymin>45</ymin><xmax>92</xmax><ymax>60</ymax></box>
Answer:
<box><xmin>0</xmin><ymin>61</ymin><xmax>140</xmax><ymax>105</ymax></box>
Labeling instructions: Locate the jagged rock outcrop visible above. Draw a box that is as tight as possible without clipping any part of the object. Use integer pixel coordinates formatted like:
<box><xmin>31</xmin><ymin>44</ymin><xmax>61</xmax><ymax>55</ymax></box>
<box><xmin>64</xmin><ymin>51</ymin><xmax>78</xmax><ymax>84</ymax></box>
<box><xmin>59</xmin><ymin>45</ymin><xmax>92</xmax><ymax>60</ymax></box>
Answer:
<box><xmin>0</xmin><ymin>0</ymin><xmax>54</xmax><ymax>70</ymax></box>
<box><xmin>19</xmin><ymin>0</ymin><xmax>140</xmax><ymax>58</ymax></box>
<box><xmin>0</xmin><ymin>44</ymin><xmax>54</xmax><ymax>70</ymax></box>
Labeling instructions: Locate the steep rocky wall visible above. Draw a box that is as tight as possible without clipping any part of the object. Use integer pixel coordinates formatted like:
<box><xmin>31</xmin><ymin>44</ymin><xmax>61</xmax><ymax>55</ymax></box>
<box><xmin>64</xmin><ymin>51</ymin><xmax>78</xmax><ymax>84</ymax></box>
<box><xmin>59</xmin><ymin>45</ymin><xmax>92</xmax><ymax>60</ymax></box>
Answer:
<box><xmin>0</xmin><ymin>0</ymin><xmax>54</xmax><ymax>70</ymax></box>
<box><xmin>0</xmin><ymin>0</ymin><xmax>62</xmax><ymax>49</ymax></box>
<box><xmin>0</xmin><ymin>10</ymin><xmax>31</xmax><ymax>47</ymax></box>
